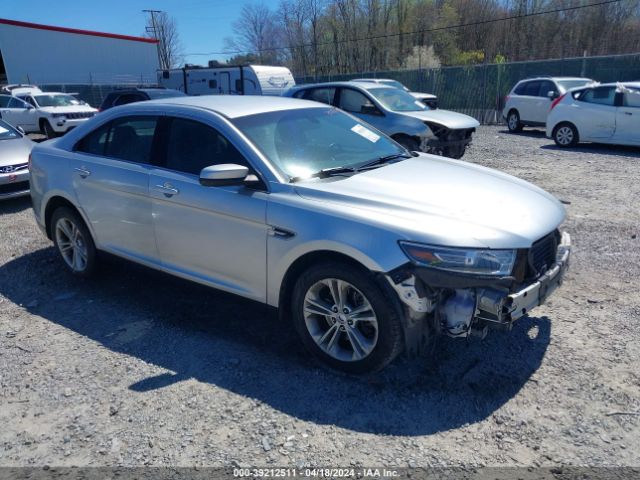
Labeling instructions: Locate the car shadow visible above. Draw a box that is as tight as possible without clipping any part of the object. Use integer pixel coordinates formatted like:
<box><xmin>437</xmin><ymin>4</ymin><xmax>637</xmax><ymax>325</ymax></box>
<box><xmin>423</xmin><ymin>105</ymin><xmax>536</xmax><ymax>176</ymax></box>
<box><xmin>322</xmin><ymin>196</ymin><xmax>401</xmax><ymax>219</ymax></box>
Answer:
<box><xmin>0</xmin><ymin>247</ymin><xmax>551</xmax><ymax>436</ymax></box>
<box><xmin>541</xmin><ymin>143</ymin><xmax>640</xmax><ymax>159</ymax></box>
<box><xmin>0</xmin><ymin>195</ymin><xmax>31</xmax><ymax>214</ymax></box>
<box><xmin>497</xmin><ymin>128</ymin><xmax>546</xmax><ymax>138</ymax></box>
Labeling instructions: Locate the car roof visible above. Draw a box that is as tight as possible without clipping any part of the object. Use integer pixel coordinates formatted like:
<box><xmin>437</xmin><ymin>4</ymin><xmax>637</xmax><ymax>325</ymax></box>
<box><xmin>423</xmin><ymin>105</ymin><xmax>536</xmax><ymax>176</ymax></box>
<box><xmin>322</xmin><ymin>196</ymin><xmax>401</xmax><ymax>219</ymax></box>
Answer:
<box><xmin>143</xmin><ymin>95</ymin><xmax>326</xmax><ymax>118</ymax></box>
<box><xmin>591</xmin><ymin>81</ymin><xmax>640</xmax><ymax>88</ymax></box>
<box><xmin>292</xmin><ymin>81</ymin><xmax>395</xmax><ymax>91</ymax></box>
<box><xmin>519</xmin><ymin>77</ymin><xmax>592</xmax><ymax>83</ymax></box>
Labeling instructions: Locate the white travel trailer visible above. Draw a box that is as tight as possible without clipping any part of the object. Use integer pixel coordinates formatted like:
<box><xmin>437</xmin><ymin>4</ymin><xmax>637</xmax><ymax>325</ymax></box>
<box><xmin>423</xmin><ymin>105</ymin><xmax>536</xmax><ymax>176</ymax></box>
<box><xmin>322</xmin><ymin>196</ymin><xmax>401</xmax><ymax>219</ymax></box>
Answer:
<box><xmin>158</xmin><ymin>65</ymin><xmax>296</xmax><ymax>96</ymax></box>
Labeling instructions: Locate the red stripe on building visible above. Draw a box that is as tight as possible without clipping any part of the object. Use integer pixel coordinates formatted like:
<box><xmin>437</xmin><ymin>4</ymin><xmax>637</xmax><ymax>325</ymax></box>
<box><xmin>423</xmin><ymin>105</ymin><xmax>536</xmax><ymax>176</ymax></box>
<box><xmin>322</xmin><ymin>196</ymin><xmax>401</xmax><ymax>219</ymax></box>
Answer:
<box><xmin>0</xmin><ymin>18</ymin><xmax>159</xmax><ymax>44</ymax></box>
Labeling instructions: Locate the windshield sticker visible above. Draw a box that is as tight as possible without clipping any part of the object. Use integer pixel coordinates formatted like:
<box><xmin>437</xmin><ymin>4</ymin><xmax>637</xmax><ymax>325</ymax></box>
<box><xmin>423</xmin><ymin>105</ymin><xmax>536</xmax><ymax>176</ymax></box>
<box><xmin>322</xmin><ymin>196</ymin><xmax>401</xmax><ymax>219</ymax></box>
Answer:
<box><xmin>0</xmin><ymin>127</ymin><xmax>8</xmax><ymax>134</ymax></box>
<box><xmin>351</xmin><ymin>124</ymin><xmax>380</xmax><ymax>143</ymax></box>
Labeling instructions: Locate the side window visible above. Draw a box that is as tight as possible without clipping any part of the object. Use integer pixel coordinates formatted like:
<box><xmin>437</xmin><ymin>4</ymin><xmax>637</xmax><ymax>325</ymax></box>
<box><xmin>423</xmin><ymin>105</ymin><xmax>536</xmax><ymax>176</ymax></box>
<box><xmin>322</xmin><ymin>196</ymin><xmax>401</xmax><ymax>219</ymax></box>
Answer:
<box><xmin>623</xmin><ymin>89</ymin><xmax>640</xmax><ymax>107</ymax></box>
<box><xmin>303</xmin><ymin>87</ymin><xmax>336</xmax><ymax>105</ymax></box>
<box><xmin>114</xmin><ymin>94</ymin><xmax>143</xmax><ymax>106</ymax></box>
<box><xmin>514</xmin><ymin>83</ymin><xmax>528</xmax><ymax>95</ymax></box>
<box><xmin>164</xmin><ymin>117</ymin><xmax>248</xmax><ymax>176</ymax></box>
<box><xmin>24</xmin><ymin>96</ymin><xmax>37</xmax><ymax>107</ymax></box>
<box><xmin>0</xmin><ymin>95</ymin><xmax>10</xmax><ymax>108</ymax></box>
<box><xmin>8</xmin><ymin>97</ymin><xmax>29</xmax><ymax>109</ymax></box>
<box><xmin>75</xmin><ymin>122</ymin><xmax>111</xmax><ymax>156</ymax></box>
<box><xmin>580</xmin><ymin>87</ymin><xmax>616</xmax><ymax>106</ymax></box>
<box><xmin>523</xmin><ymin>81</ymin><xmax>541</xmax><ymax>96</ymax></box>
<box><xmin>339</xmin><ymin>88</ymin><xmax>371</xmax><ymax>113</ymax></box>
<box><xmin>538</xmin><ymin>81</ymin><xmax>557</xmax><ymax>97</ymax></box>
<box><xmin>105</xmin><ymin>116</ymin><xmax>159</xmax><ymax>163</ymax></box>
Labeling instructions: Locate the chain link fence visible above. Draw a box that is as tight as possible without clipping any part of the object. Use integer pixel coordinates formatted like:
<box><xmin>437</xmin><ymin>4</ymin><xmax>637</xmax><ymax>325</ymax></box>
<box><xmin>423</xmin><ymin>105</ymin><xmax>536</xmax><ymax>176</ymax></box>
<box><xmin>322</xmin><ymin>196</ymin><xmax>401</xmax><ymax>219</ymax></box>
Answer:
<box><xmin>296</xmin><ymin>52</ymin><xmax>640</xmax><ymax>124</ymax></box>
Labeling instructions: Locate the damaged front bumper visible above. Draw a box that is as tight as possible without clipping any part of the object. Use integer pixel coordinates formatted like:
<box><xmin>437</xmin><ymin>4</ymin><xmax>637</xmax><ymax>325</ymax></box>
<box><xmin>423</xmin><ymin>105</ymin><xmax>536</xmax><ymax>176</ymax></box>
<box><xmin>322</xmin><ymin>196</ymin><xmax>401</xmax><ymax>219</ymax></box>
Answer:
<box><xmin>387</xmin><ymin>232</ymin><xmax>571</xmax><ymax>346</ymax></box>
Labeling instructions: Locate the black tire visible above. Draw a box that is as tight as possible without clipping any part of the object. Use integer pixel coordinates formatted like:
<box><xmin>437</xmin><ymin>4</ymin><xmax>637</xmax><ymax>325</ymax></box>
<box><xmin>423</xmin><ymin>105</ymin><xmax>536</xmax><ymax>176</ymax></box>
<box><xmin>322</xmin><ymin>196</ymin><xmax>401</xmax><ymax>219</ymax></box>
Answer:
<box><xmin>291</xmin><ymin>262</ymin><xmax>404</xmax><ymax>374</ymax></box>
<box><xmin>552</xmin><ymin>122</ymin><xmax>579</xmax><ymax>148</ymax></box>
<box><xmin>51</xmin><ymin>206</ymin><xmax>97</xmax><ymax>277</ymax></box>
<box><xmin>394</xmin><ymin>135</ymin><xmax>420</xmax><ymax>152</ymax></box>
<box><xmin>506</xmin><ymin>110</ymin><xmax>523</xmax><ymax>133</ymax></box>
<box><xmin>41</xmin><ymin>120</ymin><xmax>56</xmax><ymax>139</ymax></box>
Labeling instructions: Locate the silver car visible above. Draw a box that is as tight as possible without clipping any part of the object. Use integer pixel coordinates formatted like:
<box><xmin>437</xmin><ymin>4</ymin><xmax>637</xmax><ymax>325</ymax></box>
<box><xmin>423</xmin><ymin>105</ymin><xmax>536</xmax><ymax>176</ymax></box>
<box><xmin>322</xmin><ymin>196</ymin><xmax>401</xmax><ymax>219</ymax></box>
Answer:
<box><xmin>352</xmin><ymin>78</ymin><xmax>438</xmax><ymax>109</ymax></box>
<box><xmin>30</xmin><ymin>96</ymin><xmax>570</xmax><ymax>373</ymax></box>
<box><xmin>0</xmin><ymin>119</ymin><xmax>33</xmax><ymax>200</ymax></box>
<box><xmin>285</xmin><ymin>81</ymin><xmax>480</xmax><ymax>158</ymax></box>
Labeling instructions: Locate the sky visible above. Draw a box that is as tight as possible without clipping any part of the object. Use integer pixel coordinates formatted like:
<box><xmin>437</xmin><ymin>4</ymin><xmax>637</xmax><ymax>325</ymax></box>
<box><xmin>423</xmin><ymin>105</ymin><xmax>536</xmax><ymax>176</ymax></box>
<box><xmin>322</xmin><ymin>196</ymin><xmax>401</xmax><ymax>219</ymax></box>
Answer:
<box><xmin>2</xmin><ymin>0</ymin><xmax>278</xmax><ymax>65</ymax></box>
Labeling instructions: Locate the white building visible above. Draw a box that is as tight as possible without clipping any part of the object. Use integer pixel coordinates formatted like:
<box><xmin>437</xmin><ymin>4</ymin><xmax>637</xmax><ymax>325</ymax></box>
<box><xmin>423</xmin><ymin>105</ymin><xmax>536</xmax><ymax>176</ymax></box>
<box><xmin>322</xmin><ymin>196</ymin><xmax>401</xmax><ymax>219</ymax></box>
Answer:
<box><xmin>0</xmin><ymin>18</ymin><xmax>159</xmax><ymax>85</ymax></box>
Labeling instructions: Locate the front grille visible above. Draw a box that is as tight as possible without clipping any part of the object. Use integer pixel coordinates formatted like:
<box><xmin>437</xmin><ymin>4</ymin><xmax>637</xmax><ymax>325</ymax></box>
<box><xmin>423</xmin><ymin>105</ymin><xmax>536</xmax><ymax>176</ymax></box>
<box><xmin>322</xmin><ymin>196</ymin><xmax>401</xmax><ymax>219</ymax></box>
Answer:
<box><xmin>528</xmin><ymin>230</ymin><xmax>560</xmax><ymax>277</ymax></box>
<box><xmin>65</xmin><ymin>112</ymin><xmax>94</xmax><ymax>119</ymax></box>
<box><xmin>0</xmin><ymin>163</ymin><xmax>28</xmax><ymax>174</ymax></box>
<box><xmin>0</xmin><ymin>181</ymin><xmax>29</xmax><ymax>195</ymax></box>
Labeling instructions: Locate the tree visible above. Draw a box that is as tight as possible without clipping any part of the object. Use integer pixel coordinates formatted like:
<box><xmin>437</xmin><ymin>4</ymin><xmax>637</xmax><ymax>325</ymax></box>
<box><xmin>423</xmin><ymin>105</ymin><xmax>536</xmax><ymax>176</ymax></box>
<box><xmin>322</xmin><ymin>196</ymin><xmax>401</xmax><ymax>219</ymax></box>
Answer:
<box><xmin>224</xmin><ymin>3</ymin><xmax>282</xmax><ymax>64</ymax></box>
<box><xmin>145</xmin><ymin>11</ymin><xmax>183</xmax><ymax>69</ymax></box>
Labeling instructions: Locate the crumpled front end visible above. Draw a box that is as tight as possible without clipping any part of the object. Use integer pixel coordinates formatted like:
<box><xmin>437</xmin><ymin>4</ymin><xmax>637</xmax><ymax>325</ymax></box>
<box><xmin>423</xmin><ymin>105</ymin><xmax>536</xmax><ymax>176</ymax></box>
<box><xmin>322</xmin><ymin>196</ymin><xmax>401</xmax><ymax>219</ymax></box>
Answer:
<box><xmin>385</xmin><ymin>231</ymin><xmax>571</xmax><ymax>354</ymax></box>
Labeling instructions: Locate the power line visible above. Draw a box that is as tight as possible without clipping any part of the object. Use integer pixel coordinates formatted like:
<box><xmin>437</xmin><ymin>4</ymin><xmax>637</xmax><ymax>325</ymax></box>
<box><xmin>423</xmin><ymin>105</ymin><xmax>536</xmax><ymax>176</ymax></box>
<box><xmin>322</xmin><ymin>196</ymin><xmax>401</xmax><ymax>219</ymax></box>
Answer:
<box><xmin>184</xmin><ymin>0</ymin><xmax>625</xmax><ymax>57</ymax></box>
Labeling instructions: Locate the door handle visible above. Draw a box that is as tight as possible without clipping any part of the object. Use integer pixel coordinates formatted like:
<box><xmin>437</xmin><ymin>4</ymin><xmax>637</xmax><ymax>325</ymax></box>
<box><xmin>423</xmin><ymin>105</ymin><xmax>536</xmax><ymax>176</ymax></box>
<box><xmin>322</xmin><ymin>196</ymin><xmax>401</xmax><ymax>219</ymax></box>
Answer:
<box><xmin>154</xmin><ymin>183</ymin><xmax>179</xmax><ymax>197</ymax></box>
<box><xmin>624</xmin><ymin>111</ymin><xmax>633</xmax><ymax>115</ymax></box>
<box><xmin>74</xmin><ymin>167</ymin><xmax>91</xmax><ymax>178</ymax></box>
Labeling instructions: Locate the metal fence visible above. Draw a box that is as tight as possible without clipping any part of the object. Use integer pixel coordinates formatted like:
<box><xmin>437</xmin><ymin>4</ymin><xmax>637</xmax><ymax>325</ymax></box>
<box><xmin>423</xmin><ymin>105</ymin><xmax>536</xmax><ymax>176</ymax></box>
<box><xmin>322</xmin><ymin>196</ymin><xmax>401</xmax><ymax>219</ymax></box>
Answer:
<box><xmin>295</xmin><ymin>52</ymin><xmax>640</xmax><ymax>124</ymax></box>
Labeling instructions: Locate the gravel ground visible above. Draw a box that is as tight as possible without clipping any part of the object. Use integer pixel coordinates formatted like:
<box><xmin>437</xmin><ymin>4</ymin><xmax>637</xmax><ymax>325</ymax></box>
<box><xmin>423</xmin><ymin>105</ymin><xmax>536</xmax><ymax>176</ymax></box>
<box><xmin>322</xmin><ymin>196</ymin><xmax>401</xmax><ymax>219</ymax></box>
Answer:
<box><xmin>0</xmin><ymin>126</ymin><xmax>639</xmax><ymax>468</ymax></box>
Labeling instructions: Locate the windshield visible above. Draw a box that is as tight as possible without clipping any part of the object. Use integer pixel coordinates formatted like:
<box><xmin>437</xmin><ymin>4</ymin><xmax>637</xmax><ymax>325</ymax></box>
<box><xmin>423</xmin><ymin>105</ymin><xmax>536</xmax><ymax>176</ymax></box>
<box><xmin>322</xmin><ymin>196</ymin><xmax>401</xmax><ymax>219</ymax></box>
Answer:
<box><xmin>557</xmin><ymin>80</ymin><xmax>593</xmax><ymax>91</ymax></box>
<box><xmin>369</xmin><ymin>87</ymin><xmax>428</xmax><ymax>112</ymax></box>
<box><xmin>232</xmin><ymin>107</ymin><xmax>406</xmax><ymax>180</ymax></box>
<box><xmin>380</xmin><ymin>80</ymin><xmax>409</xmax><ymax>91</ymax></box>
<box><xmin>0</xmin><ymin>120</ymin><xmax>20</xmax><ymax>140</ymax></box>
<box><xmin>34</xmin><ymin>94</ymin><xmax>82</xmax><ymax>107</ymax></box>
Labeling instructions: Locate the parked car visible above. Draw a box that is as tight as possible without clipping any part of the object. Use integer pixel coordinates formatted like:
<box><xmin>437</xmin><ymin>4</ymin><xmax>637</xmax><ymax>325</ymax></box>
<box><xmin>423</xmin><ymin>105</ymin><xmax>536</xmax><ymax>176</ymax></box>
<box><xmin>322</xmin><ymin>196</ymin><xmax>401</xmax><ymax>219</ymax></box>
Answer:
<box><xmin>1</xmin><ymin>87</ymin><xmax>97</xmax><ymax>138</ymax></box>
<box><xmin>0</xmin><ymin>119</ymin><xmax>33</xmax><ymax>200</ymax></box>
<box><xmin>98</xmin><ymin>87</ymin><xmax>186</xmax><ymax>111</ymax></box>
<box><xmin>30</xmin><ymin>96</ymin><xmax>570</xmax><ymax>373</ymax></box>
<box><xmin>546</xmin><ymin>82</ymin><xmax>640</xmax><ymax>147</ymax></box>
<box><xmin>286</xmin><ymin>81</ymin><xmax>479</xmax><ymax>158</ymax></box>
<box><xmin>352</xmin><ymin>78</ymin><xmax>438</xmax><ymax>109</ymax></box>
<box><xmin>503</xmin><ymin>77</ymin><xmax>594</xmax><ymax>132</ymax></box>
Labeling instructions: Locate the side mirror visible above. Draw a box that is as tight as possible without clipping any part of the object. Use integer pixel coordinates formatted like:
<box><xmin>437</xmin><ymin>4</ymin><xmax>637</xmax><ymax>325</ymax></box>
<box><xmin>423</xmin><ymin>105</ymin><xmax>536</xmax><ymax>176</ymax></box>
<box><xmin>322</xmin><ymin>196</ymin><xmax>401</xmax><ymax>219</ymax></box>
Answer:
<box><xmin>547</xmin><ymin>90</ymin><xmax>557</xmax><ymax>100</ymax></box>
<box><xmin>199</xmin><ymin>164</ymin><xmax>249</xmax><ymax>187</ymax></box>
<box><xmin>361</xmin><ymin>103</ymin><xmax>381</xmax><ymax>116</ymax></box>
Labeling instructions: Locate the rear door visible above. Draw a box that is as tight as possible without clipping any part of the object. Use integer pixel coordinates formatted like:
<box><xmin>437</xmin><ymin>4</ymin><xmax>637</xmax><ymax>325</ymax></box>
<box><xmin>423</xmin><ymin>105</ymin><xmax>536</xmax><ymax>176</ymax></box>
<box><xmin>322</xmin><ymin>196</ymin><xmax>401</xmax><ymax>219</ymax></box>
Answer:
<box><xmin>0</xmin><ymin>96</ymin><xmax>38</xmax><ymax>131</ymax></box>
<box><xmin>614</xmin><ymin>88</ymin><xmax>640</xmax><ymax>145</ymax></box>
<box><xmin>575</xmin><ymin>86</ymin><xmax>618</xmax><ymax>140</ymax></box>
<box><xmin>149</xmin><ymin>114</ymin><xmax>269</xmax><ymax>301</ymax></box>
<box><xmin>71</xmin><ymin>115</ymin><xmax>160</xmax><ymax>263</ymax></box>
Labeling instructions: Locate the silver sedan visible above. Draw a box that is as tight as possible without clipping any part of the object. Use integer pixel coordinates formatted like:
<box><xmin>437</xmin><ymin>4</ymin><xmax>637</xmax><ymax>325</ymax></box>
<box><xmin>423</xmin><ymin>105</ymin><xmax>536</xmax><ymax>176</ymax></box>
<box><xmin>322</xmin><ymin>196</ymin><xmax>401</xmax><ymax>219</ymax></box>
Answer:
<box><xmin>30</xmin><ymin>96</ymin><xmax>570</xmax><ymax>373</ymax></box>
<box><xmin>0</xmin><ymin>119</ymin><xmax>33</xmax><ymax>200</ymax></box>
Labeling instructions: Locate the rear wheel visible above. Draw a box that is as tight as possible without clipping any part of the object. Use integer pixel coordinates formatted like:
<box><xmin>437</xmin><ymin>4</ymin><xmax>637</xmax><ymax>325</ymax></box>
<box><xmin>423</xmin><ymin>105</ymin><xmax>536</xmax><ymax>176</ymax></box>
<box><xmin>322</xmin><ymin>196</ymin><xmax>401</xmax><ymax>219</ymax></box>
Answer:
<box><xmin>553</xmin><ymin>123</ymin><xmax>579</xmax><ymax>147</ymax></box>
<box><xmin>507</xmin><ymin>110</ymin><xmax>523</xmax><ymax>133</ymax></box>
<box><xmin>52</xmin><ymin>207</ymin><xmax>97</xmax><ymax>276</ymax></box>
<box><xmin>292</xmin><ymin>263</ymin><xmax>403</xmax><ymax>374</ymax></box>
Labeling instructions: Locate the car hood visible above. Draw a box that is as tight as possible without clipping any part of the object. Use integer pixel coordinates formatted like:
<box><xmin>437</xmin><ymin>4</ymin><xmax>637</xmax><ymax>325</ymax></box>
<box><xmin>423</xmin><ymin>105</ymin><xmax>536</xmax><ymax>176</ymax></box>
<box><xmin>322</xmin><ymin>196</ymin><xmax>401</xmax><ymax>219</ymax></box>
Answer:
<box><xmin>401</xmin><ymin>109</ymin><xmax>480</xmax><ymax>129</ymax></box>
<box><xmin>0</xmin><ymin>137</ymin><xmax>34</xmax><ymax>167</ymax></box>
<box><xmin>39</xmin><ymin>105</ymin><xmax>97</xmax><ymax>113</ymax></box>
<box><xmin>294</xmin><ymin>155</ymin><xmax>565</xmax><ymax>249</ymax></box>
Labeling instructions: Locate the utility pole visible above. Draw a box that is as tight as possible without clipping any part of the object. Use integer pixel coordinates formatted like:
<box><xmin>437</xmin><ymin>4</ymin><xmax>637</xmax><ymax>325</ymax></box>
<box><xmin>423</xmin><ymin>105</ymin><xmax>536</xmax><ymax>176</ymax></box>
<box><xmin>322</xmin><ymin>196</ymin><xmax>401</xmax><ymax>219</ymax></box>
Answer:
<box><xmin>143</xmin><ymin>9</ymin><xmax>164</xmax><ymax>70</ymax></box>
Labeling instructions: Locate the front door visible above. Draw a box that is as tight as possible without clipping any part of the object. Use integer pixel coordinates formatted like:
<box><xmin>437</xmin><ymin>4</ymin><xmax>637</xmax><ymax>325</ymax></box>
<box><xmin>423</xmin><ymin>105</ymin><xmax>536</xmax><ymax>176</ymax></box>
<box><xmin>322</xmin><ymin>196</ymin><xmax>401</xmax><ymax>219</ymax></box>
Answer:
<box><xmin>336</xmin><ymin>87</ymin><xmax>387</xmax><ymax>133</ymax></box>
<box><xmin>71</xmin><ymin>115</ymin><xmax>160</xmax><ymax>263</ymax></box>
<box><xmin>150</xmin><ymin>115</ymin><xmax>268</xmax><ymax>301</ymax></box>
<box><xmin>0</xmin><ymin>96</ymin><xmax>38</xmax><ymax>132</ymax></box>
<box><xmin>576</xmin><ymin>86</ymin><xmax>618</xmax><ymax>140</ymax></box>
<box><xmin>614</xmin><ymin>88</ymin><xmax>640</xmax><ymax>145</ymax></box>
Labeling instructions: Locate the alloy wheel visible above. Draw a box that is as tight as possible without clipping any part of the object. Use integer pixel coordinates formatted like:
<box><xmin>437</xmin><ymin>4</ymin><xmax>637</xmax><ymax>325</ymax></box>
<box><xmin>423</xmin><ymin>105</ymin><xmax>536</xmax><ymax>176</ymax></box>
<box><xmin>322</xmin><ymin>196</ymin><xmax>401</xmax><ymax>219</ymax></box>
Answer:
<box><xmin>55</xmin><ymin>217</ymin><xmax>89</xmax><ymax>272</ymax></box>
<box><xmin>303</xmin><ymin>278</ymin><xmax>378</xmax><ymax>362</ymax></box>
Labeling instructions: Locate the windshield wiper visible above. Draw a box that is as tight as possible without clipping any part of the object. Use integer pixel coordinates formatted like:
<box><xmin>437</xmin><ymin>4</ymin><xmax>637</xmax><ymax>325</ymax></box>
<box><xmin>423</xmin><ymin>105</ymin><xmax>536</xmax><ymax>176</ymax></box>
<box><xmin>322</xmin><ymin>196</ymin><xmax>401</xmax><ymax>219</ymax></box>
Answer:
<box><xmin>356</xmin><ymin>152</ymin><xmax>413</xmax><ymax>171</ymax></box>
<box><xmin>289</xmin><ymin>165</ymin><xmax>357</xmax><ymax>183</ymax></box>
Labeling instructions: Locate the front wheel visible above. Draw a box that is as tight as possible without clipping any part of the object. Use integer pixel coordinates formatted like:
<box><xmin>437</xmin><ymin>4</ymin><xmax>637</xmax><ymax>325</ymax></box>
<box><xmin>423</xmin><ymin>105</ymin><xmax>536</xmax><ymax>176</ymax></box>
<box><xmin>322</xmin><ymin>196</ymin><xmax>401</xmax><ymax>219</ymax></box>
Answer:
<box><xmin>553</xmin><ymin>123</ymin><xmax>579</xmax><ymax>147</ymax></box>
<box><xmin>42</xmin><ymin>120</ymin><xmax>57</xmax><ymax>139</ymax></box>
<box><xmin>291</xmin><ymin>263</ymin><xmax>404</xmax><ymax>374</ymax></box>
<box><xmin>52</xmin><ymin>207</ymin><xmax>97</xmax><ymax>276</ymax></box>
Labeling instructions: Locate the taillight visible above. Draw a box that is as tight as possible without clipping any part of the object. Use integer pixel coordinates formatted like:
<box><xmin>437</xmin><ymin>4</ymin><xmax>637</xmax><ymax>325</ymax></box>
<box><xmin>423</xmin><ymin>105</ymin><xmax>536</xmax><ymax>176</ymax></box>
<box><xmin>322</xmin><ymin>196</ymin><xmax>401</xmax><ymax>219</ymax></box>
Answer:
<box><xmin>550</xmin><ymin>93</ymin><xmax>566</xmax><ymax>111</ymax></box>
<box><xmin>505</xmin><ymin>95</ymin><xmax>510</xmax><ymax>103</ymax></box>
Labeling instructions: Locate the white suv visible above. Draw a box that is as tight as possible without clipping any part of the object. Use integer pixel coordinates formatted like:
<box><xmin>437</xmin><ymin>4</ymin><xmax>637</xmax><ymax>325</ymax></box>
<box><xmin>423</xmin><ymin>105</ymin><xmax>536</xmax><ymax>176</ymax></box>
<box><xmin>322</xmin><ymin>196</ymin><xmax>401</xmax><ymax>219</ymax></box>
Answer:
<box><xmin>503</xmin><ymin>77</ymin><xmax>594</xmax><ymax>132</ymax></box>
<box><xmin>0</xmin><ymin>87</ymin><xmax>97</xmax><ymax>138</ymax></box>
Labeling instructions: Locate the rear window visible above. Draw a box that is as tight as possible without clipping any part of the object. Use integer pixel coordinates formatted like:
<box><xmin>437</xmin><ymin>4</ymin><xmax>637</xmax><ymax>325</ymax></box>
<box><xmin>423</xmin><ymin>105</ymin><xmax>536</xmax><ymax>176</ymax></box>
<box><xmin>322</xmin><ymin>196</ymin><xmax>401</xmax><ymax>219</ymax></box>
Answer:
<box><xmin>580</xmin><ymin>87</ymin><xmax>616</xmax><ymax>106</ymax></box>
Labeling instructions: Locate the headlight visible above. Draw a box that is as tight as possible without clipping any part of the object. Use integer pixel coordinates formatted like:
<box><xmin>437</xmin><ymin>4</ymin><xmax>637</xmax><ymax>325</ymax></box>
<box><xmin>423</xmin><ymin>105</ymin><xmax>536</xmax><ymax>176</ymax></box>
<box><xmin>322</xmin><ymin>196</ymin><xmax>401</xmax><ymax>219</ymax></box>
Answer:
<box><xmin>399</xmin><ymin>242</ymin><xmax>516</xmax><ymax>276</ymax></box>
